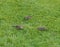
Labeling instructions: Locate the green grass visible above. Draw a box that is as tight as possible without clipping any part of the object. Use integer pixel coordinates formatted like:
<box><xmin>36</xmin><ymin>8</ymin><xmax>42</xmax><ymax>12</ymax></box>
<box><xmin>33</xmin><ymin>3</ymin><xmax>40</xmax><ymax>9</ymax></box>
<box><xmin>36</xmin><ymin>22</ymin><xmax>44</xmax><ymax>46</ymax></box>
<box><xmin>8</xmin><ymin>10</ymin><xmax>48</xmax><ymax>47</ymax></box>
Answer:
<box><xmin>0</xmin><ymin>0</ymin><xmax>60</xmax><ymax>47</ymax></box>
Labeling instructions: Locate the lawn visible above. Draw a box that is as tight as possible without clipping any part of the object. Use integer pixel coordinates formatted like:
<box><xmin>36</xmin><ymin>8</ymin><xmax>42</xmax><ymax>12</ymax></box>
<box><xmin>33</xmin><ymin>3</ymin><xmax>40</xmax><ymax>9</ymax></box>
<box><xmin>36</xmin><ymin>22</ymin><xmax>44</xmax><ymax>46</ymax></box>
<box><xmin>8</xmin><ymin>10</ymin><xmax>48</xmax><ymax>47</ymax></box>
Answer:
<box><xmin>0</xmin><ymin>0</ymin><xmax>60</xmax><ymax>47</ymax></box>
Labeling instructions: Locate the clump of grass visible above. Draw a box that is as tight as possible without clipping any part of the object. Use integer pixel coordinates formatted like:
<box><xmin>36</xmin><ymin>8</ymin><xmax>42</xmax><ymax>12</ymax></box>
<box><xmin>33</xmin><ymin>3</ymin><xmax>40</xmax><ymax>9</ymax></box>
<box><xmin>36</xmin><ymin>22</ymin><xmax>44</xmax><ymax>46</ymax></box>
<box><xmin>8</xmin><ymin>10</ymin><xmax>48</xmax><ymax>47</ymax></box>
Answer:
<box><xmin>0</xmin><ymin>43</ymin><xmax>4</xmax><ymax>46</ymax></box>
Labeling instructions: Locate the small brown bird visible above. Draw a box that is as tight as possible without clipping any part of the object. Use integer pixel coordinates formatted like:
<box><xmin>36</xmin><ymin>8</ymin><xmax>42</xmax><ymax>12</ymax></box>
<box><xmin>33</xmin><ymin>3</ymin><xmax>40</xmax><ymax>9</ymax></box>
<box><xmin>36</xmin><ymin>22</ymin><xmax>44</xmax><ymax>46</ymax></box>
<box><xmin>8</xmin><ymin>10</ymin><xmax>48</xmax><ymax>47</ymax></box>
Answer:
<box><xmin>13</xmin><ymin>25</ymin><xmax>24</xmax><ymax>30</ymax></box>
<box><xmin>37</xmin><ymin>26</ymin><xmax>48</xmax><ymax>31</ymax></box>
<box><xmin>24</xmin><ymin>16</ymin><xmax>32</xmax><ymax>20</ymax></box>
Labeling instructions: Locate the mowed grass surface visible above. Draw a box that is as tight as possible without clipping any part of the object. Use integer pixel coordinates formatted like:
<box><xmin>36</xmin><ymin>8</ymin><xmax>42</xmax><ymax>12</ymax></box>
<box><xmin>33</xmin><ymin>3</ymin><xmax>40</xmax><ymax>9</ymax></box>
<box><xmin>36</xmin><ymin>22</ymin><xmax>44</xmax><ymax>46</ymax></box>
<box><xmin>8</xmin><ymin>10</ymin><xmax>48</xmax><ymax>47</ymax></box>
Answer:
<box><xmin>0</xmin><ymin>0</ymin><xmax>60</xmax><ymax>47</ymax></box>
